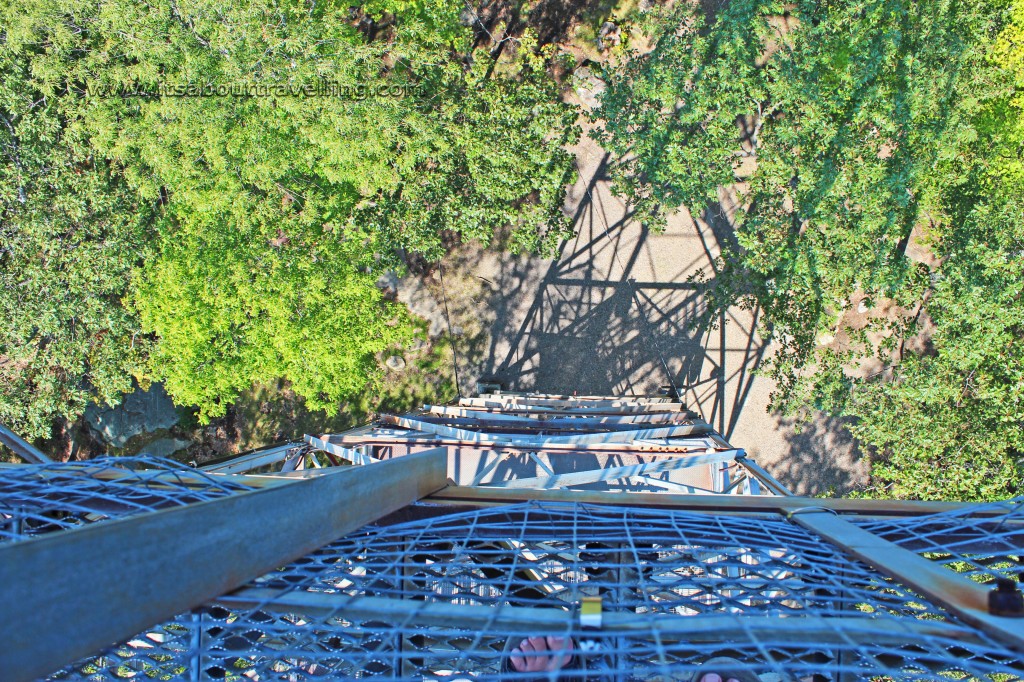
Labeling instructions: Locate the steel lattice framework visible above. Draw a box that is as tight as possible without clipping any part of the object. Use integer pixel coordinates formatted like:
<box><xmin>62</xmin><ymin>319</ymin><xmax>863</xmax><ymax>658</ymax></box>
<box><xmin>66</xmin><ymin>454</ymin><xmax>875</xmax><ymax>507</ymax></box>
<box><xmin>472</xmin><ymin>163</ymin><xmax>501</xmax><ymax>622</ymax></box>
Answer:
<box><xmin>1</xmin><ymin>394</ymin><xmax>1022</xmax><ymax>681</ymax></box>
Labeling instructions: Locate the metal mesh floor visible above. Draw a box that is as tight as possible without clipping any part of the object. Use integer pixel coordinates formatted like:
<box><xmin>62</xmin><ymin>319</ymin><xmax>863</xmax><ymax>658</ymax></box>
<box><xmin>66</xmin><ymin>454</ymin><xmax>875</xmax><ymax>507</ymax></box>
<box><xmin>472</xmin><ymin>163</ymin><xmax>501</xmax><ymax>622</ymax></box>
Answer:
<box><xmin>856</xmin><ymin>499</ymin><xmax>1024</xmax><ymax>587</ymax></box>
<box><xmin>42</xmin><ymin>495</ymin><xmax>1024</xmax><ymax>681</ymax></box>
<box><xmin>0</xmin><ymin>457</ymin><xmax>254</xmax><ymax>544</ymax></box>
<box><xmin>3</xmin><ymin>457</ymin><xmax>1021</xmax><ymax>681</ymax></box>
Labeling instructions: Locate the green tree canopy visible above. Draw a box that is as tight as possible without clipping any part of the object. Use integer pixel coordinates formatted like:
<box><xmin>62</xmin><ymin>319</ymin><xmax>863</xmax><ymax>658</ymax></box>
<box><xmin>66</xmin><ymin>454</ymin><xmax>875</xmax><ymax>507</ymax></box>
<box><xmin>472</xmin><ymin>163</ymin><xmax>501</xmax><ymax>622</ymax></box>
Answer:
<box><xmin>846</xmin><ymin>0</ymin><xmax>1024</xmax><ymax>500</ymax></box>
<box><xmin>598</xmin><ymin>0</ymin><xmax>1022</xmax><ymax>499</ymax></box>
<box><xmin>0</xmin><ymin>44</ymin><xmax>153</xmax><ymax>439</ymax></box>
<box><xmin>2</xmin><ymin>0</ymin><xmax>578</xmax><ymax>426</ymax></box>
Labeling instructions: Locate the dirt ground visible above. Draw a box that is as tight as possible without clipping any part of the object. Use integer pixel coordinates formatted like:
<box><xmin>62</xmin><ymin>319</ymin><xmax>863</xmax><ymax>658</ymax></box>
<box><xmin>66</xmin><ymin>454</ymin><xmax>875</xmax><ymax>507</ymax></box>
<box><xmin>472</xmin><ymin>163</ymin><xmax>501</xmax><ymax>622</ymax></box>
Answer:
<box><xmin>427</xmin><ymin>127</ymin><xmax>869</xmax><ymax>496</ymax></box>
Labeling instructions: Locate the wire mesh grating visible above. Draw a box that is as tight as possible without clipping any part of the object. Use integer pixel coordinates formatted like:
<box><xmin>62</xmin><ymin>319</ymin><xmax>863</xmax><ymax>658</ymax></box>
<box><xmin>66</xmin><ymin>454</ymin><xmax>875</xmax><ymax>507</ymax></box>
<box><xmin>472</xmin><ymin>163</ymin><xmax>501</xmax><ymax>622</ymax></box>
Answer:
<box><xmin>52</xmin><ymin>499</ymin><xmax>1024</xmax><ymax>681</ymax></box>
<box><xmin>0</xmin><ymin>456</ymin><xmax>254</xmax><ymax>544</ymax></box>
<box><xmin>5</xmin><ymin>458</ymin><xmax>1021</xmax><ymax>681</ymax></box>
<box><xmin>856</xmin><ymin>498</ymin><xmax>1024</xmax><ymax>586</ymax></box>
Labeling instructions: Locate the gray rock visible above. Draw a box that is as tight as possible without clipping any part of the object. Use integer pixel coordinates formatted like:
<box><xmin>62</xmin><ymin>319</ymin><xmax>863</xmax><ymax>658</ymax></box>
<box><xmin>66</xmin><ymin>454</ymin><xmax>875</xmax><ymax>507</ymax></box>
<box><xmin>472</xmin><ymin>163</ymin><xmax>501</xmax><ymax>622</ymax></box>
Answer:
<box><xmin>386</xmin><ymin>355</ymin><xmax>407</xmax><ymax>371</ymax></box>
<box><xmin>597</xmin><ymin>22</ymin><xmax>621</xmax><ymax>51</ymax></box>
<box><xmin>138</xmin><ymin>437</ymin><xmax>192</xmax><ymax>459</ymax></box>
<box><xmin>85</xmin><ymin>383</ymin><xmax>180</xmax><ymax>448</ymax></box>
<box><xmin>378</xmin><ymin>270</ymin><xmax>448</xmax><ymax>338</ymax></box>
<box><xmin>377</xmin><ymin>271</ymin><xmax>400</xmax><ymax>292</ymax></box>
<box><xmin>573</xmin><ymin>67</ymin><xmax>606</xmax><ymax>110</ymax></box>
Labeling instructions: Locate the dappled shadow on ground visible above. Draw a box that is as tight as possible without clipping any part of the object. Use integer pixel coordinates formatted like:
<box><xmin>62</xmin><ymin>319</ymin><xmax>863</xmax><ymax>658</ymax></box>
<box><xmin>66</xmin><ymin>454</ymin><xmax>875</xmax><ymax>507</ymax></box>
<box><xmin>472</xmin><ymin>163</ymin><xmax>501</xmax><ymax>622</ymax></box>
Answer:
<box><xmin>434</xmin><ymin>132</ymin><xmax>870</xmax><ymax>494</ymax></box>
<box><xmin>772</xmin><ymin>414</ymin><xmax>869</xmax><ymax>496</ymax></box>
<box><xmin>455</xmin><ymin>152</ymin><xmax>768</xmax><ymax>445</ymax></box>
<box><xmin>470</xmin><ymin>0</ymin><xmax>620</xmax><ymax>48</ymax></box>
<box><xmin>435</xmin><ymin>141</ymin><xmax>869</xmax><ymax>495</ymax></box>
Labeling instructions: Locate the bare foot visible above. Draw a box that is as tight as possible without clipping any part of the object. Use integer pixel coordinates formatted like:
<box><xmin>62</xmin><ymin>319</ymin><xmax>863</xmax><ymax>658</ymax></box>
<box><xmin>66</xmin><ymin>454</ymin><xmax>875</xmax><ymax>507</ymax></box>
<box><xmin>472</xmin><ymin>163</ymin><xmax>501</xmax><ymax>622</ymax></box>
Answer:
<box><xmin>698</xmin><ymin>675</ymin><xmax>741</xmax><ymax>682</ymax></box>
<box><xmin>509</xmin><ymin>636</ymin><xmax>575</xmax><ymax>673</ymax></box>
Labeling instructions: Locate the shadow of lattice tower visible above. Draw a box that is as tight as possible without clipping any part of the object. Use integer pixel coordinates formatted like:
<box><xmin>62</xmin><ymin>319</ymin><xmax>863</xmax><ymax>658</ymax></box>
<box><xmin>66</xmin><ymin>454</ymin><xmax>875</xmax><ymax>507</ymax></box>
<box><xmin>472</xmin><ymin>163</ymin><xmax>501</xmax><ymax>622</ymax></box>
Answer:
<box><xmin>1</xmin><ymin>393</ymin><xmax>1022</xmax><ymax>681</ymax></box>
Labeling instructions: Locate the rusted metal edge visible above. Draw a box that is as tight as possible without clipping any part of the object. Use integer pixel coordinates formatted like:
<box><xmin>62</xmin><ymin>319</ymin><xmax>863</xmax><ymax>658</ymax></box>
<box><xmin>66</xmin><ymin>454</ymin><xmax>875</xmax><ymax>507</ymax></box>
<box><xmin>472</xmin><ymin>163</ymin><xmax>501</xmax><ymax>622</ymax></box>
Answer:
<box><xmin>483</xmin><ymin>450</ymin><xmax>741</xmax><ymax>490</ymax></box>
<box><xmin>381</xmin><ymin>414</ymin><xmax>711</xmax><ymax>445</ymax></box>
<box><xmin>424</xmin><ymin>405</ymin><xmax>696</xmax><ymax>424</ymax></box>
<box><xmin>426</xmin><ymin>486</ymin><xmax>993</xmax><ymax>516</ymax></box>
<box><xmin>334</xmin><ymin>434</ymin><xmax>726</xmax><ymax>454</ymax></box>
<box><xmin>459</xmin><ymin>397</ymin><xmax>685</xmax><ymax>410</ymax></box>
<box><xmin>790</xmin><ymin>510</ymin><xmax>1024</xmax><ymax>653</ymax></box>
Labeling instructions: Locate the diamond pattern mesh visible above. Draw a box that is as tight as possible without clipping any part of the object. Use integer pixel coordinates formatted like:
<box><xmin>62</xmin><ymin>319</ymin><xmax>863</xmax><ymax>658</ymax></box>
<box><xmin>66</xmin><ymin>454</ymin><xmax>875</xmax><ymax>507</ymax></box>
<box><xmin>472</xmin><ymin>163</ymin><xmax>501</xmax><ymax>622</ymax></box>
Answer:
<box><xmin>53</xmin><ymin>501</ymin><xmax>1024</xmax><ymax>681</ymax></box>
<box><xmin>0</xmin><ymin>456</ymin><xmax>253</xmax><ymax>544</ymax></box>
<box><xmin>857</xmin><ymin>498</ymin><xmax>1024</xmax><ymax>585</ymax></box>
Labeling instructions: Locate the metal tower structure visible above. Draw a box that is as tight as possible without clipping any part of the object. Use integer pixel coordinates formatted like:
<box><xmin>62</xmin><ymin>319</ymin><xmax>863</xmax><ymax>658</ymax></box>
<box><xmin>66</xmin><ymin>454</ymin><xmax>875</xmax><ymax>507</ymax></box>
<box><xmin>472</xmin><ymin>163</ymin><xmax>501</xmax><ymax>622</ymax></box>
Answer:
<box><xmin>1</xmin><ymin>393</ymin><xmax>1022</xmax><ymax>681</ymax></box>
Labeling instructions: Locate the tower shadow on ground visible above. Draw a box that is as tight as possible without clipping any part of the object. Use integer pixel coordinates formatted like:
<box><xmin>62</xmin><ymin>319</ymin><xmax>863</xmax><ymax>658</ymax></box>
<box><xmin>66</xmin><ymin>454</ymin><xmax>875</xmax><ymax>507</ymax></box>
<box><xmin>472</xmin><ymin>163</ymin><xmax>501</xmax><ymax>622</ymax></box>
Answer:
<box><xmin>474</xmin><ymin>153</ymin><xmax>767</xmax><ymax>445</ymax></box>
